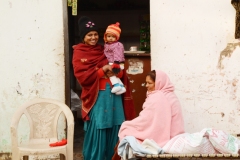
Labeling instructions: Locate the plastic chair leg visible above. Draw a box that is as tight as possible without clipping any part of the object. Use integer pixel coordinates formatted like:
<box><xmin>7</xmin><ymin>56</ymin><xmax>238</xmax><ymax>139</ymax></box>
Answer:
<box><xmin>60</xmin><ymin>154</ymin><xmax>65</xmax><ymax>160</ymax></box>
<box><xmin>23</xmin><ymin>155</ymin><xmax>29</xmax><ymax>160</ymax></box>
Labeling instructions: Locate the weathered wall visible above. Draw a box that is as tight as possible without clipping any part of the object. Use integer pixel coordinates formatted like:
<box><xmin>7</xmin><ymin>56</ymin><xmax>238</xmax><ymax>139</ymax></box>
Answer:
<box><xmin>0</xmin><ymin>0</ymin><xmax>67</xmax><ymax>153</ymax></box>
<box><xmin>150</xmin><ymin>0</ymin><xmax>240</xmax><ymax>133</ymax></box>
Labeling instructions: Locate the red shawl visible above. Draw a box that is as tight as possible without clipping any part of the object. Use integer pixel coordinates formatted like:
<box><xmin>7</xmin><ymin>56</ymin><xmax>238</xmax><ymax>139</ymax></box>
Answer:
<box><xmin>72</xmin><ymin>43</ymin><xmax>136</xmax><ymax>121</ymax></box>
<box><xmin>72</xmin><ymin>43</ymin><xmax>108</xmax><ymax>121</ymax></box>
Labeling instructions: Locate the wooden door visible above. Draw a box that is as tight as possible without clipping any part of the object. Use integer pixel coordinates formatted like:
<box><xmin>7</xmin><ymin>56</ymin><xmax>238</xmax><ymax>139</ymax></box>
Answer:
<box><xmin>124</xmin><ymin>53</ymin><xmax>151</xmax><ymax>115</ymax></box>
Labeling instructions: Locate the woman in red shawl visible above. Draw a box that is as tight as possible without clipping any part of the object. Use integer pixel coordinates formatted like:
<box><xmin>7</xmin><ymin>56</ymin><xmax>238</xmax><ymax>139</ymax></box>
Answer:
<box><xmin>72</xmin><ymin>16</ymin><xmax>132</xmax><ymax>160</ymax></box>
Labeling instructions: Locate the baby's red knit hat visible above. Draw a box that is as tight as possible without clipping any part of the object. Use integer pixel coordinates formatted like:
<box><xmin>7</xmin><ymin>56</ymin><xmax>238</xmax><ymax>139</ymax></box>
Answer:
<box><xmin>104</xmin><ymin>22</ymin><xmax>121</xmax><ymax>42</ymax></box>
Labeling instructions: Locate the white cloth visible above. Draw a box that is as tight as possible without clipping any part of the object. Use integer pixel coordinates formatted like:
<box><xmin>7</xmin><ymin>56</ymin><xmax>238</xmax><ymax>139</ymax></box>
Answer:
<box><xmin>163</xmin><ymin>128</ymin><xmax>240</xmax><ymax>154</ymax></box>
<box><xmin>118</xmin><ymin>136</ymin><xmax>164</xmax><ymax>160</ymax></box>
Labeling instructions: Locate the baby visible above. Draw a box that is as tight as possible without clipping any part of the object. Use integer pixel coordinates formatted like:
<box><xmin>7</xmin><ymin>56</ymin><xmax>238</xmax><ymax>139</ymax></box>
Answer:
<box><xmin>104</xmin><ymin>22</ymin><xmax>126</xmax><ymax>95</ymax></box>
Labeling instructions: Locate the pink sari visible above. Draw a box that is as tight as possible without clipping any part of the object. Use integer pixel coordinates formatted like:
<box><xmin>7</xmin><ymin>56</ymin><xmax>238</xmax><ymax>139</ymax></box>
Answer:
<box><xmin>118</xmin><ymin>70</ymin><xmax>185</xmax><ymax>147</ymax></box>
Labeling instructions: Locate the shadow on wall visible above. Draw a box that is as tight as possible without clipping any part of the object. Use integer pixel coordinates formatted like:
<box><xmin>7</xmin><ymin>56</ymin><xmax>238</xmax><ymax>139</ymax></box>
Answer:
<box><xmin>0</xmin><ymin>153</ymin><xmax>11</xmax><ymax>160</ymax></box>
<box><xmin>217</xmin><ymin>42</ymin><xmax>240</xmax><ymax>69</ymax></box>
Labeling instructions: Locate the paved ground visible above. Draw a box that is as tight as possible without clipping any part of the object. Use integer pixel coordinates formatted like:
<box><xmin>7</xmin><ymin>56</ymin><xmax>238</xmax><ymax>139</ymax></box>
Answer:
<box><xmin>73</xmin><ymin>121</ymin><xmax>84</xmax><ymax>160</ymax></box>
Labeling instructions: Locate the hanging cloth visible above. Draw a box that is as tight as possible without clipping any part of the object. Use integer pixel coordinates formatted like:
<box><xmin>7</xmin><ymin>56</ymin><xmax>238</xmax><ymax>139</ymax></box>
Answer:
<box><xmin>231</xmin><ymin>0</ymin><xmax>240</xmax><ymax>39</ymax></box>
<box><xmin>68</xmin><ymin>0</ymin><xmax>77</xmax><ymax>16</ymax></box>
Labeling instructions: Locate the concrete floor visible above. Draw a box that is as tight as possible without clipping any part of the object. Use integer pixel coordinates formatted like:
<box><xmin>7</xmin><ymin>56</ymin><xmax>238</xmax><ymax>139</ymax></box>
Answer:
<box><xmin>73</xmin><ymin>120</ymin><xmax>84</xmax><ymax>160</ymax></box>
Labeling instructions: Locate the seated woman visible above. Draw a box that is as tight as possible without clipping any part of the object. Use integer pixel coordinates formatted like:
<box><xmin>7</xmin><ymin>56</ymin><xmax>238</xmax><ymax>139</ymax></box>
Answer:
<box><xmin>117</xmin><ymin>70</ymin><xmax>240</xmax><ymax>157</ymax></box>
<box><xmin>118</xmin><ymin>70</ymin><xmax>185</xmax><ymax>147</ymax></box>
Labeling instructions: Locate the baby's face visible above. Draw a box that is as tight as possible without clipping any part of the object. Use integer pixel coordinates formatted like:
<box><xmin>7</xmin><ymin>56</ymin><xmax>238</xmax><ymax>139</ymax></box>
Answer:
<box><xmin>106</xmin><ymin>33</ymin><xmax>117</xmax><ymax>43</ymax></box>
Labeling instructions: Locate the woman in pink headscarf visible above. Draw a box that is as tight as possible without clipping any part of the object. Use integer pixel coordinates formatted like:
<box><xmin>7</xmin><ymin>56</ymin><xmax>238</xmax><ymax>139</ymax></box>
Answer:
<box><xmin>118</xmin><ymin>70</ymin><xmax>185</xmax><ymax>147</ymax></box>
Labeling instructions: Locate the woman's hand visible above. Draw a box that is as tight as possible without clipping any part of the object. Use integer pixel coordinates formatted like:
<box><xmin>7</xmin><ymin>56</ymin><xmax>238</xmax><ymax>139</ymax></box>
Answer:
<box><xmin>106</xmin><ymin>70</ymin><xmax>114</xmax><ymax>77</ymax></box>
<box><xmin>102</xmin><ymin>64</ymin><xmax>112</xmax><ymax>72</ymax></box>
<box><xmin>102</xmin><ymin>64</ymin><xmax>115</xmax><ymax>77</ymax></box>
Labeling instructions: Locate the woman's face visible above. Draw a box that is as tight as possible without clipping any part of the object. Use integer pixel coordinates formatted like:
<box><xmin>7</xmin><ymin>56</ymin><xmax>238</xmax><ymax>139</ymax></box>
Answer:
<box><xmin>83</xmin><ymin>31</ymin><xmax>99</xmax><ymax>45</ymax></box>
<box><xmin>146</xmin><ymin>75</ymin><xmax>155</xmax><ymax>92</ymax></box>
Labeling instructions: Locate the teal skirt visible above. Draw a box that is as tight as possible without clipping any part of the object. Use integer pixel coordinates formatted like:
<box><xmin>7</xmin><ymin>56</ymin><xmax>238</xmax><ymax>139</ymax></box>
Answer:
<box><xmin>83</xmin><ymin>83</ymin><xmax>125</xmax><ymax>160</ymax></box>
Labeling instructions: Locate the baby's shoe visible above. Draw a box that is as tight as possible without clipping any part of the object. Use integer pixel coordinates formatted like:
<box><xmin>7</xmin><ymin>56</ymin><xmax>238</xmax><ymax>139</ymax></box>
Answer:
<box><xmin>111</xmin><ymin>83</ymin><xmax>122</xmax><ymax>93</ymax></box>
<box><xmin>116</xmin><ymin>85</ymin><xmax>126</xmax><ymax>95</ymax></box>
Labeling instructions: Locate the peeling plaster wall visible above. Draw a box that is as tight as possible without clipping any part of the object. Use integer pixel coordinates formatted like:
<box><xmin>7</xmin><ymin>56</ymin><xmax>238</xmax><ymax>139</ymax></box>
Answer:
<box><xmin>0</xmin><ymin>0</ymin><xmax>67</xmax><ymax>152</ymax></box>
<box><xmin>150</xmin><ymin>0</ymin><xmax>240</xmax><ymax>133</ymax></box>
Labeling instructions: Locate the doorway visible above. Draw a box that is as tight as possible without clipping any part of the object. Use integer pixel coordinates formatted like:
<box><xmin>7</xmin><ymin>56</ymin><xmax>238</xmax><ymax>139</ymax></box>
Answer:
<box><xmin>68</xmin><ymin>0</ymin><xmax>150</xmax><ymax>121</ymax></box>
<box><xmin>67</xmin><ymin>1</ymin><xmax>150</xmax><ymax>159</ymax></box>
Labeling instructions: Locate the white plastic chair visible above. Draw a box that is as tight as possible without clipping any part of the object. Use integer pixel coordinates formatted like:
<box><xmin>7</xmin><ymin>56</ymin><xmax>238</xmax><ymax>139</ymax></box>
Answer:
<box><xmin>10</xmin><ymin>98</ymin><xmax>74</xmax><ymax>160</ymax></box>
